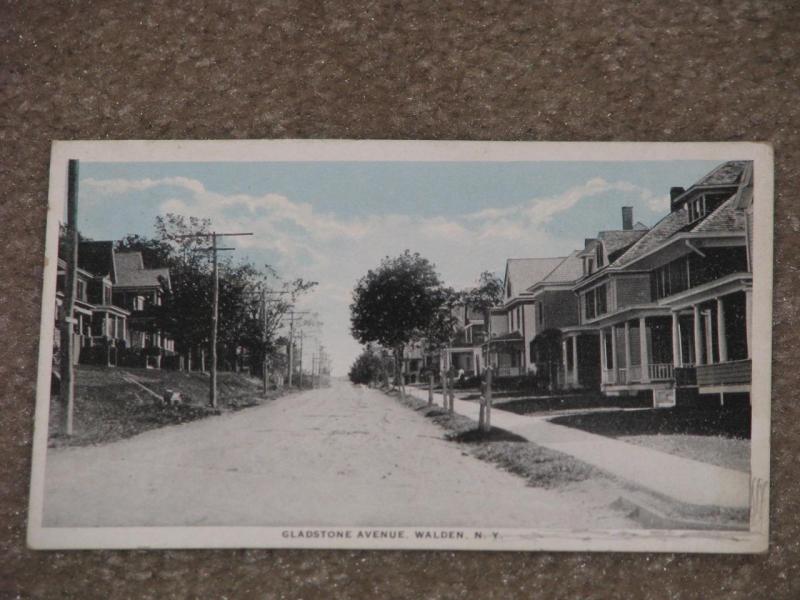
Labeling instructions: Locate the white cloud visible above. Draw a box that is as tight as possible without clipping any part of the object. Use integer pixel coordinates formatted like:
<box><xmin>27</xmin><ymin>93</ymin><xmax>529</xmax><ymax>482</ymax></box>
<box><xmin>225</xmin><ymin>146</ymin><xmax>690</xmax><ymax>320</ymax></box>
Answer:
<box><xmin>82</xmin><ymin>174</ymin><xmax>666</xmax><ymax>374</ymax></box>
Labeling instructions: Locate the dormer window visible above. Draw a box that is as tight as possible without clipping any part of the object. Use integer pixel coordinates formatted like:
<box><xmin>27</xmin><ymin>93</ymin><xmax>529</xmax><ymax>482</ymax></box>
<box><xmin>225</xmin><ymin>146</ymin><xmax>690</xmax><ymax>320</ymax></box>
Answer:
<box><xmin>688</xmin><ymin>196</ymin><xmax>707</xmax><ymax>223</ymax></box>
<box><xmin>506</xmin><ymin>280</ymin><xmax>513</xmax><ymax>298</ymax></box>
<box><xmin>687</xmin><ymin>192</ymin><xmax>731</xmax><ymax>224</ymax></box>
<box><xmin>595</xmin><ymin>244</ymin><xmax>604</xmax><ymax>268</ymax></box>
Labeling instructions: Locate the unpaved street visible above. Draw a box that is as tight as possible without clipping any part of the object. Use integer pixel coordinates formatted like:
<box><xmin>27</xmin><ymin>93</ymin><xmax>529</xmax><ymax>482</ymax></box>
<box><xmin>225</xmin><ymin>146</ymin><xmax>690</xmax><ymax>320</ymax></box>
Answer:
<box><xmin>43</xmin><ymin>380</ymin><xmax>635</xmax><ymax>528</ymax></box>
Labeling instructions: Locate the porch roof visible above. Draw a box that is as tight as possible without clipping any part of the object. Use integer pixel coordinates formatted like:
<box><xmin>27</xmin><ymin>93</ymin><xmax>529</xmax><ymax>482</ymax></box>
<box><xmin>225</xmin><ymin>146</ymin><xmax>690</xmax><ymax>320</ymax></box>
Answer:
<box><xmin>582</xmin><ymin>305</ymin><xmax>671</xmax><ymax>328</ymax></box>
<box><xmin>484</xmin><ymin>331</ymin><xmax>523</xmax><ymax>344</ymax></box>
<box><xmin>657</xmin><ymin>272</ymin><xmax>752</xmax><ymax>310</ymax></box>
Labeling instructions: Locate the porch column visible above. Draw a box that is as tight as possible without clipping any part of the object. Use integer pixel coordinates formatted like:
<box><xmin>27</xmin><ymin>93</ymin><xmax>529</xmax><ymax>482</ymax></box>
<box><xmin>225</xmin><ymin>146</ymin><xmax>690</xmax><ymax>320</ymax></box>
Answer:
<box><xmin>600</xmin><ymin>329</ymin><xmax>607</xmax><ymax>383</ymax></box>
<box><xmin>693</xmin><ymin>304</ymin><xmax>704</xmax><ymax>366</ymax></box>
<box><xmin>716</xmin><ymin>297</ymin><xmax>728</xmax><ymax>363</ymax></box>
<box><xmin>704</xmin><ymin>309</ymin><xmax>714</xmax><ymax>364</ymax></box>
<box><xmin>610</xmin><ymin>325</ymin><xmax>617</xmax><ymax>382</ymax></box>
<box><xmin>671</xmin><ymin>312</ymin><xmax>681</xmax><ymax>368</ymax></box>
<box><xmin>562</xmin><ymin>339</ymin><xmax>568</xmax><ymax>385</ymax></box>
<box><xmin>639</xmin><ymin>316</ymin><xmax>650</xmax><ymax>383</ymax></box>
<box><xmin>623</xmin><ymin>321</ymin><xmax>631</xmax><ymax>383</ymax></box>
<box><xmin>745</xmin><ymin>288</ymin><xmax>753</xmax><ymax>358</ymax></box>
<box><xmin>572</xmin><ymin>335</ymin><xmax>579</xmax><ymax>386</ymax></box>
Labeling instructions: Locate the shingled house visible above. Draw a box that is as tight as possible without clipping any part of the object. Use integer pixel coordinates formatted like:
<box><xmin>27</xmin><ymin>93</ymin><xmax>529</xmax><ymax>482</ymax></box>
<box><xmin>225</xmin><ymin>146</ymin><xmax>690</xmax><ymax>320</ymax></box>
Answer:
<box><xmin>56</xmin><ymin>241</ymin><xmax>175</xmax><ymax>368</ymax></box>
<box><xmin>568</xmin><ymin>161</ymin><xmax>754</xmax><ymax>407</ymax></box>
<box><xmin>482</xmin><ymin>256</ymin><xmax>566</xmax><ymax>378</ymax></box>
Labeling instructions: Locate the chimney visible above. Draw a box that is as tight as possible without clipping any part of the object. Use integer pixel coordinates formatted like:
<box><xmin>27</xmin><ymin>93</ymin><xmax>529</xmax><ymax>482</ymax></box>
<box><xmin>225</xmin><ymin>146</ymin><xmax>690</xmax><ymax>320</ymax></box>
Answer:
<box><xmin>670</xmin><ymin>187</ymin><xmax>685</xmax><ymax>201</ymax></box>
<box><xmin>621</xmin><ymin>206</ymin><xmax>633</xmax><ymax>231</ymax></box>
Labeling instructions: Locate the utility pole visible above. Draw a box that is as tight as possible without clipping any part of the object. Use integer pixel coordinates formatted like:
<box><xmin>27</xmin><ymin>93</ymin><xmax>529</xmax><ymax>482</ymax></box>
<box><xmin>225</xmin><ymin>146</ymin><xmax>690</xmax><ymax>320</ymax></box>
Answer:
<box><xmin>177</xmin><ymin>230</ymin><xmax>253</xmax><ymax>408</ymax></box>
<box><xmin>298</xmin><ymin>329</ymin><xmax>304</xmax><ymax>388</ymax></box>
<box><xmin>286</xmin><ymin>309</ymin><xmax>310</xmax><ymax>387</ymax></box>
<box><xmin>59</xmin><ymin>159</ymin><xmax>79</xmax><ymax>436</ymax></box>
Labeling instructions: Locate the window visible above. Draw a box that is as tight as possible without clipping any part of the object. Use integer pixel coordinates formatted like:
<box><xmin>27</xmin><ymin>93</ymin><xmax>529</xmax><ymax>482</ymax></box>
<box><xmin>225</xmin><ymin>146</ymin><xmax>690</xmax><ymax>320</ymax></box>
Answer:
<box><xmin>595</xmin><ymin>245</ymin><xmax>604</xmax><ymax>268</ymax></box>
<box><xmin>76</xmin><ymin>280</ymin><xmax>87</xmax><ymax>302</ymax></box>
<box><xmin>688</xmin><ymin>196</ymin><xmax>706</xmax><ymax>223</ymax></box>
<box><xmin>506</xmin><ymin>280</ymin><xmax>513</xmax><ymax>298</ymax></box>
<box><xmin>103</xmin><ymin>284</ymin><xmax>112</xmax><ymax>305</ymax></box>
<box><xmin>585</xmin><ymin>289</ymin><xmax>596</xmax><ymax>319</ymax></box>
<box><xmin>538</xmin><ymin>302</ymin><xmax>544</xmax><ymax>326</ymax></box>
<box><xmin>596</xmin><ymin>284</ymin><xmax>607</xmax><ymax>315</ymax></box>
<box><xmin>584</xmin><ymin>284</ymin><xmax>607</xmax><ymax>319</ymax></box>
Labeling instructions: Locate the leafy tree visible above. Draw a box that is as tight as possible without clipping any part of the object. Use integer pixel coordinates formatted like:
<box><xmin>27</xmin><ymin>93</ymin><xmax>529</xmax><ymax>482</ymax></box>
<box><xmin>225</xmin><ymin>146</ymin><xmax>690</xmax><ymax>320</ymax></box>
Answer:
<box><xmin>350</xmin><ymin>251</ymin><xmax>448</xmax><ymax>395</ymax></box>
<box><xmin>348</xmin><ymin>345</ymin><xmax>384</xmax><ymax>385</ymax></box>
<box><xmin>120</xmin><ymin>213</ymin><xmax>317</xmax><ymax>375</ymax></box>
<box><xmin>462</xmin><ymin>271</ymin><xmax>504</xmax><ymax>321</ymax></box>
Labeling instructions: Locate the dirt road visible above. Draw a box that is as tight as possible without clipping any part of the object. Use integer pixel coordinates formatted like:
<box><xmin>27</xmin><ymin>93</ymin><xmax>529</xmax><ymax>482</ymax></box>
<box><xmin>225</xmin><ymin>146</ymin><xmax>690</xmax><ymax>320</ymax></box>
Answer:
<box><xmin>43</xmin><ymin>379</ymin><xmax>634</xmax><ymax>528</ymax></box>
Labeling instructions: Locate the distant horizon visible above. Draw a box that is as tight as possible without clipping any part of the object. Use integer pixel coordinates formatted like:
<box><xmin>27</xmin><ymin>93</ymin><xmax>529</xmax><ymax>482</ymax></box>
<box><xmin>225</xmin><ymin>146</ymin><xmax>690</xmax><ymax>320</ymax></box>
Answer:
<box><xmin>74</xmin><ymin>159</ymin><xmax>723</xmax><ymax>375</ymax></box>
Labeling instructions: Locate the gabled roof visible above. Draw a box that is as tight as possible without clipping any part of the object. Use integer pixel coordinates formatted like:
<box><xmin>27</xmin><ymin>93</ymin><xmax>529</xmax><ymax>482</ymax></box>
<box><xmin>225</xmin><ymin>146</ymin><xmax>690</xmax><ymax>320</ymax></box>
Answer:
<box><xmin>540</xmin><ymin>250</ymin><xmax>584</xmax><ymax>285</ymax></box>
<box><xmin>504</xmin><ymin>257</ymin><xmax>565</xmax><ymax>301</ymax></box>
<box><xmin>611</xmin><ymin>164</ymin><xmax>749</xmax><ymax>269</ymax></box>
<box><xmin>693</xmin><ymin>195</ymin><xmax>745</xmax><ymax>233</ymax></box>
<box><xmin>694</xmin><ymin>160</ymin><xmax>750</xmax><ymax>186</ymax></box>
<box><xmin>598</xmin><ymin>229</ymin><xmax>649</xmax><ymax>261</ymax></box>
<box><xmin>114</xmin><ymin>251</ymin><xmax>170</xmax><ymax>288</ymax></box>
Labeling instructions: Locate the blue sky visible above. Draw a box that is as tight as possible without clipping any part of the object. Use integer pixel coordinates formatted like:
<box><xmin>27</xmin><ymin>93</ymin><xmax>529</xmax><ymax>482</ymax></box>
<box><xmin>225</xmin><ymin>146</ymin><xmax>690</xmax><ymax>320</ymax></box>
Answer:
<box><xmin>75</xmin><ymin>159</ymin><xmax>721</xmax><ymax>374</ymax></box>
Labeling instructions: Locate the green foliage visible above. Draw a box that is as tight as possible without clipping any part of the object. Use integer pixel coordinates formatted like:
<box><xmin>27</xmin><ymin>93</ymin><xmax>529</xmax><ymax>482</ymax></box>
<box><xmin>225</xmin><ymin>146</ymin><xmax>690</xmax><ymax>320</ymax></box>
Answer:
<box><xmin>350</xmin><ymin>250</ymin><xmax>448</xmax><ymax>355</ymax></box>
<box><xmin>348</xmin><ymin>346</ymin><xmax>385</xmax><ymax>385</ymax></box>
<box><xmin>462</xmin><ymin>270</ymin><xmax>504</xmax><ymax>318</ymax></box>
<box><xmin>120</xmin><ymin>213</ymin><xmax>317</xmax><ymax>372</ymax></box>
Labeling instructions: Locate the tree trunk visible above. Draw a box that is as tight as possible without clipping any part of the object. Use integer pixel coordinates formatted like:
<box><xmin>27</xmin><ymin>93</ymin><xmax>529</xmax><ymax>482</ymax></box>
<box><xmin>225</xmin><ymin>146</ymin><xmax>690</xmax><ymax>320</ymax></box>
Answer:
<box><xmin>441</xmin><ymin>369</ymin><xmax>447</xmax><ymax>409</ymax></box>
<box><xmin>428</xmin><ymin>372</ymin><xmax>434</xmax><ymax>406</ymax></box>
<box><xmin>482</xmin><ymin>367</ymin><xmax>493</xmax><ymax>432</ymax></box>
<box><xmin>396</xmin><ymin>345</ymin><xmax>406</xmax><ymax>400</ymax></box>
<box><xmin>447</xmin><ymin>374</ymin><xmax>455</xmax><ymax>414</ymax></box>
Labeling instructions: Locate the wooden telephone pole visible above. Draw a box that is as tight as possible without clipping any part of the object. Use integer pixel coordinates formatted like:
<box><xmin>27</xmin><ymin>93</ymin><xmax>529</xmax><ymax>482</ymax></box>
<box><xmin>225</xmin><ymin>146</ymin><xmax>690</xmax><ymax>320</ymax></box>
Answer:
<box><xmin>286</xmin><ymin>309</ymin><xmax>310</xmax><ymax>387</ymax></box>
<box><xmin>177</xmin><ymin>231</ymin><xmax>253</xmax><ymax>408</ymax></box>
<box><xmin>59</xmin><ymin>159</ymin><xmax>79</xmax><ymax>436</ymax></box>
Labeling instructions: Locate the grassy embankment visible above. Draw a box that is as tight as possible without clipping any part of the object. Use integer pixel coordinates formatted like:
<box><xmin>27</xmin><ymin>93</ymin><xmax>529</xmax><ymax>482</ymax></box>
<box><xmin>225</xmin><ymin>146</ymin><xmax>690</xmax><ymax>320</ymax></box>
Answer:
<box><xmin>388</xmin><ymin>388</ymin><xmax>607</xmax><ymax>489</ymax></box>
<box><xmin>48</xmin><ymin>365</ymin><xmax>293</xmax><ymax>447</ymax></box>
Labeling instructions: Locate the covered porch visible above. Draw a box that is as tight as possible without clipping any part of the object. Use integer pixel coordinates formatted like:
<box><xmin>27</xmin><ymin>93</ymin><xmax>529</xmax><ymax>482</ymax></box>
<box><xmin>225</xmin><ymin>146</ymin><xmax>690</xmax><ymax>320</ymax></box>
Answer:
<box><xmin>483</xmin><ymin>332</ymin><xmax>524</xmax><ymax>378</ymax></box>
<box><xmin>595</xmin><ymin>308</ymin><xmax>677</xmax><ymax>404</ymax></box>
<box><xmin>557</xmin><ymin>330</ymin><xmax>601</xmax><ymax>391</ymax></box>
<box><xmin>661</xmin><ymin>274</ymin><xmax>752</xmax><ymax>402</ymax></box>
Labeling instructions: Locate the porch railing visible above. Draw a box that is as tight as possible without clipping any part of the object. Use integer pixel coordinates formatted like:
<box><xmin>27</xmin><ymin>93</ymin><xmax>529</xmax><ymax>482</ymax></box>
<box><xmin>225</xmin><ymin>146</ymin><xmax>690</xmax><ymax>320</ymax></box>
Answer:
<box><xmin>696</xmin><ymin>360</ymin><xmax>751</xmax><ymax>387</ymax></box>
<box><xmin>648</xmin><ymin>363</ymin><xmax>674</xmax><ymax>381</ymax></box>
<box><xmin>496</xmin><ymin>366</ymin><xmax>521</xmax><ymax>377</ymax></box>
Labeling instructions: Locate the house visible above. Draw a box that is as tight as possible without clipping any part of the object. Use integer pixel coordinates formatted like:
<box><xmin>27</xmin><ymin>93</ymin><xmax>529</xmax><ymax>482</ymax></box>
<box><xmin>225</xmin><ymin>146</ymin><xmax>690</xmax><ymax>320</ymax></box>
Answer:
<box><xmin>482</xmin><ymin>256</ymin><xmax>567</xmax><ymax>377</ymax></box>
<box><xmin>524</xmin><ymin>250</ymin><xmax>589</xmax><ymax>390</ymax></box>
<box><xmin>55</xmin><ymin>258</ymin><xmax>130</xmax><ymax>366</ymax></box>
<box><xmin>56</xmin><ymin>240</ymin><xmax>175</xmax><ymax>368</ymax></box>
<box><xmin>112</xmin><ymin>250</ymin><xmax>175</xmax><ymax>365</ymax></box>
<box><xmin>401</xmin><ymin>303</ymin><xmax>486</xmax><ymax>382</ymax></box>
<box><xmin>568</xmin><ymin>161</ymin><xmax>753</xmax><ymax>407</ymax></box>
<box><xmin>441</xmin><ymin>304</ymin><xmax>486</xmax><ymax>377</ymax></box>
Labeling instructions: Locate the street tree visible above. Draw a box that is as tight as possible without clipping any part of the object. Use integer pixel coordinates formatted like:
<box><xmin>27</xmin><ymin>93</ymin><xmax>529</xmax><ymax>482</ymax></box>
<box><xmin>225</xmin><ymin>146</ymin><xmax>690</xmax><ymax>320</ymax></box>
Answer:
<box><xmin>462</xmin><ymin>270</ymin><xmax>504</xmax><ymax>430</ymax></box>
<box><xmin>348</xmin><ymin>345</ymin><xmax>384</xmax><ymax>386</ymax></box>
<box><xmin>350</xmin><ymin>250</ymin><xmax>447</xmax><ymax>397</ymax></box>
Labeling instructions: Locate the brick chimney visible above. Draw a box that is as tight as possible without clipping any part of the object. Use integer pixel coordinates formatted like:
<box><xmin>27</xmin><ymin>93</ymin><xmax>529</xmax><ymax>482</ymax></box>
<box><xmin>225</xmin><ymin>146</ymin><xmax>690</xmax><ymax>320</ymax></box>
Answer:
<box><xmin>621</xmin><ymin>206</ymin><xmax>633</xmax><ymax>230</ymax></box>
<box><xmin>670</xmin><ymin>186</ymin><xmax>685</xmax><ymax>201</ymax></box>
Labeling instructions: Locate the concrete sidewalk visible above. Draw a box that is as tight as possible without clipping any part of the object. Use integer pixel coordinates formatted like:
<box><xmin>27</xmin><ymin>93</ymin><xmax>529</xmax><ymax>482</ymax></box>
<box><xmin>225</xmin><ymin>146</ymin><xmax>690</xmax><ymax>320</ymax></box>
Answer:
<box><xmin>406</xmin><ymin>387</ymin><xmax>750</xmax><ymax>511</ymax></box>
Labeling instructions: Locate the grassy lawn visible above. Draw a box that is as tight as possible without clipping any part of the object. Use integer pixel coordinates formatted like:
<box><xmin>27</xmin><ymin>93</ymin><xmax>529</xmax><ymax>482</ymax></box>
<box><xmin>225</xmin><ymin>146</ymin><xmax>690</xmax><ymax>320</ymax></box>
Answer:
<box><xmin>551</xmin><ymin>407</ymin><xmax>751</xmax><ymax>472</ymax></box>
<box><xmin>392</xmin><ymin>390</ymin><xmax>609</xmax><ymax>489</ymax></box>
<box><xmin>48</xmin><ymin>365</ymin><xmax>287</xmax><ymax>448</ymax></box>
<box><xmin>491</xmin><ymin>393</ymin><xmax>652</xmax><ymax>415</ymax></box>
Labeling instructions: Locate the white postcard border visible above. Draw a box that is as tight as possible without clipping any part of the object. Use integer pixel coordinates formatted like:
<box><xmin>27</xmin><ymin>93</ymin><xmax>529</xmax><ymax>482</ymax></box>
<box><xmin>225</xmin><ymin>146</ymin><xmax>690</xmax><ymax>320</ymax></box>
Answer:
<box><xmin>28</xmin><ymin>140</ymin><xmax>773</xmax><ymax>553</ymax></box>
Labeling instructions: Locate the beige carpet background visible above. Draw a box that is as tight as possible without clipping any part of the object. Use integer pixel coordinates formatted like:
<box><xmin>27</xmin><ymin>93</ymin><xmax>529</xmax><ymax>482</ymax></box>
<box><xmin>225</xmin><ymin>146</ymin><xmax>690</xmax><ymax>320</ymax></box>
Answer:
<box><xmin>1</xmin><ymin>2</ymin><xmax>799</xmax><ymax>598</ymax></box>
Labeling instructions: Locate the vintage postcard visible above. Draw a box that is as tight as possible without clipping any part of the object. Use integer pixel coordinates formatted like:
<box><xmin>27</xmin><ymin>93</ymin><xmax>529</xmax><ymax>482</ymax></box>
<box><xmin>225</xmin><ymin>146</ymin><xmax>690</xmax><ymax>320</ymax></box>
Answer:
<box><xmin>28</xmin><ymin>140</ymin><xmax>773</xmax><ymax>552</ymax></box>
